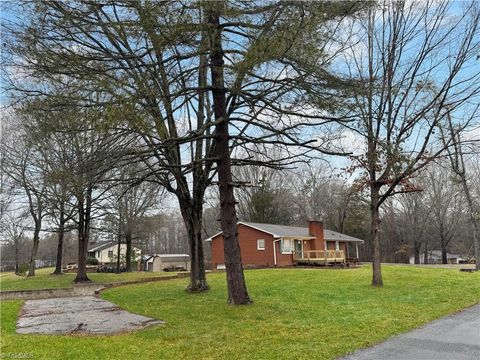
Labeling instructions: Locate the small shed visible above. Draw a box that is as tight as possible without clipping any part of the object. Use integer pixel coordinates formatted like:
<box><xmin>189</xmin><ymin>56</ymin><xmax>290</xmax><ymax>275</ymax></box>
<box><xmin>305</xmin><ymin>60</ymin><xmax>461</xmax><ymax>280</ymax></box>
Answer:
<box><xmin>145</xmin><ymin>254</ymin><xmax>190</xmax><ymax>272</ymax></box>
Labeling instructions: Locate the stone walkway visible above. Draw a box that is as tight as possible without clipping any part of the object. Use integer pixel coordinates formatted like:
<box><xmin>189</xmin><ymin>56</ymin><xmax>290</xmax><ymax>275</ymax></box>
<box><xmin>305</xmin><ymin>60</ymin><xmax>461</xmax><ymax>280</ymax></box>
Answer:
<box><xmin>339</xmin><ymin>304</ymin><xmax>480</xmax><ymax>360</ymax></box>
<box><xmin>17</xmin><ymin>296</ymin><xmax>163</xmax><ymax>335</ymax></box>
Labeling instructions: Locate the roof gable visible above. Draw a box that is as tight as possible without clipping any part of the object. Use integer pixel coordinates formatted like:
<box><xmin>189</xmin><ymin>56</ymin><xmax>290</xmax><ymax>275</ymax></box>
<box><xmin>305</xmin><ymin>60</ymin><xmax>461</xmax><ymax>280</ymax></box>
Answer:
<box><xmin>87</xmin><ymin>242</ymin><xmax>141</xmax><ymax>252</ymax></box>
<box><xmin>87</xmin><ymin>242</ymin><xmax>116</xmax><ymax>252</ymax></box>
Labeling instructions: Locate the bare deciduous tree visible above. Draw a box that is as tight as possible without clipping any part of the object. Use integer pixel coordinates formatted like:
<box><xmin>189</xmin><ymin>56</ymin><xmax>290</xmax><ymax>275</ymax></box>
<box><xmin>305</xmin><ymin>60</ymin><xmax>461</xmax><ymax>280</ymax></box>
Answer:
<box><xmin>342</xmin><ymin>0</ymin><xmax>480</xmax><ymax>285</ymax></box>
<box><xmin>3</xmin><ymin>113</ymin><xmax>49</xmax><ymax>276</ymax></box>
<box><xmin>440</xmin><ymin>117</ymin><xmax>480</xmax><ymax>269</ymax></box>
<box><xmin>2</xmin><ymin>213</ymin><xmax>29</xmax><ymax>274</ymax></box>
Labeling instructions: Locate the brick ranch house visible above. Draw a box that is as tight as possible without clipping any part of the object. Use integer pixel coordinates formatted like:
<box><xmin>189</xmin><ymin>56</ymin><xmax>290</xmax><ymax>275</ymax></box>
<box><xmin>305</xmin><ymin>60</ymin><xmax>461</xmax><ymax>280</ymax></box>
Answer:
<box><xmin>205</xmin><ymin>221</ymin><xmax>364</xmax><ymax>269</ymax></box>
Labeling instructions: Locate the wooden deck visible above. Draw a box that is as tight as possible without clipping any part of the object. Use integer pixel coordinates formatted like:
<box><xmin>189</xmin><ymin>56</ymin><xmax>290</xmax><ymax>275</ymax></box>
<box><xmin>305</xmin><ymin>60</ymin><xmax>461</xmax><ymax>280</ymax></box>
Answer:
<box><xmin>293</xmin><ymin>250</ymin><xmax>345</xmax><ymax>265</ymax></box>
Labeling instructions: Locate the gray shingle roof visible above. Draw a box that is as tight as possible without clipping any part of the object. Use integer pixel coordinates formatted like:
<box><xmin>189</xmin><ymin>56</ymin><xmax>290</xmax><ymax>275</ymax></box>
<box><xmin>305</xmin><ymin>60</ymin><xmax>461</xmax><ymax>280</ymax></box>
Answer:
<box><xmin>243</xmin><ymin>222</ymin><xmax>313</xmax><ymax>238</ymax></box>
<box><xmin>88</xmin><ymin>242</ymin><xmax>141</xmax><ymax>252</ymax></box>
<box><xmin>87</xmin><ymin>242</ymin><xmax>117</xmax><ymax>252</ymax></box>
<box><xmin>323</xmin><ymin>229</ymin><xmax>364</xmax><ymax>243</ymax></box>
<box><xmin>206</xmin><ymin>222</ymin><xmax>364</xmax><ymax>243</ymax></box>
<box><xmin>144</xmin><ymin>254</ymin><xmax>190</xmax><ymax>263</ymax></box>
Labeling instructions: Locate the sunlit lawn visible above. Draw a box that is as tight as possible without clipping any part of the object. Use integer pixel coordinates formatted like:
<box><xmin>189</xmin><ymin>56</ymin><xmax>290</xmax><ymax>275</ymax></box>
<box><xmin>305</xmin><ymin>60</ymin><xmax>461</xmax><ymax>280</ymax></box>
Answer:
<box><xmin>1</xmin><ymin>265</ymin><xmax>479</xmax><ymax>360</ymax></box>
<box><xmin>0</xmin><ymin>267</ymin><xmax>176</xmax><ymax>291</ymax></box>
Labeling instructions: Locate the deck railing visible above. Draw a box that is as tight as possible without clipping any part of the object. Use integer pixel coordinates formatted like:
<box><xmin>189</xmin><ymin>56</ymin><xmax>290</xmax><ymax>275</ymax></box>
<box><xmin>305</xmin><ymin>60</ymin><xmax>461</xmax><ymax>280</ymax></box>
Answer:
<box><xmin>293</xmin><ymin>250</ymin><xmax>345</xmax><ymax>262</ymax></box>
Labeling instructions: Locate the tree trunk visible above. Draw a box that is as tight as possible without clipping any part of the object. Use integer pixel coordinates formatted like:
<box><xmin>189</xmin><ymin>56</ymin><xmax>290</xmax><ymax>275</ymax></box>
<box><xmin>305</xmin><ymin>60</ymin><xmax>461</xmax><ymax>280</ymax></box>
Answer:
<box><xmin>206</xmin><ymin>5</ymin><xmax>251</xmax><ymax>305</ymax></box>
<box><xmin>413</xmin><ymin>241</ymin><xmax>421</xmax><ymax>264</ymax></box>
<box><xmin>52</xmin><ymin>205</ymin><xmax>65</xmax><ymax>275</ymax></box>
<box><xmin>458</xmin><ymin>174</ymin><xmax>479</xmax><ymax>270</ymax></box>
<box><xmin>414</xmin><ymin>249</ymin><xmax>420</xmax><ymax>264</ymax></box>
<box><xmin>14</xmin><ymin>238</ymin><xmax>20</xmax><ymax>275</ymax></box>
<box><xmin>52</xmin><ymin>225</ymin><xmax>65</xmax><ymax>275</ymax></box>
<box><xmin>474</xmin><ymin>220</ymin><xmax>479</xmax><ymax>271</ymax></box>
<box><xmin>370</xmin><ymin>186</ymin><xmax>383</xmax><ymax>287</ymax></box>
<box><xmin>27</xmin><ymin>224</ymin><xmax>41</xmax><ymax>277</ymax></box>
<box><xmin>441</xmin><ymin>243</ymin><xmax>448</xmax><ymax>264</ymax></box>
<box><xmin>75</xmin><ymin>230</ymin><xmax>90</xmax><ymax>282</ymax></box>
<box><xmin>125</xmin><ymin>230</ymin><xmax>132</xmax><ymax>272</ymax></box>
<box><xmin>74</xmin><ymin>188</ymin><xmax>92</xmax><ymax>283</ymax></box>
<box><xmin>116</xmin><ymin>206</ymin><xmax>122</xmax><ymax>273</ymax></box>
<box><xmin>423</xmin><ymin>244</ymin><xmax>428</xmax><ymax>264</ymax></box>
<box><xmin>366</xmin><ymin>8</ymin><xmax>382</xmax><ymax>287</ymax></box>
<box><xmin>116</xmin><ymin>237</ymin><xmax>121</xmax><ymax>273</ymax></box>
<box><xmin>183</xmin><ymin>208</ymin><xmax>209</xmax><ymax>292</ymax></box>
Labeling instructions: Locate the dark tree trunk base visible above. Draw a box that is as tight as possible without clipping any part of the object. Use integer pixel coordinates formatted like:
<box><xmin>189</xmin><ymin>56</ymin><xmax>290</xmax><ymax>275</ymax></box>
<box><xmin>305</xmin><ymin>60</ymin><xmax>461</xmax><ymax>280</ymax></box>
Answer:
<box><xmin>186</xmin><ymin>281</ymin><xmax>210</xmax><ymax>293</ymax></box>
<box><xmin>372</xmin><ymin>261</ymin><xmax>384</xmax><ymax>287</ymax></box>
<box><xmin>180</xmin><ymin>199</ymin><xmax>209</xmax><ymax>295</ymax></box>
<box><xmin>51</xmin><ymin>271</ymin><xmax>64</xmax><ymax>275</ymax></box>
<box><xmin>414</xmin><ymin>250</ymin><xmax>420</xmax><ymax>265</ymax></box>
<box><xmin>442</xmin><ymin>247</ymin><xmax>448</xmax><ymax>264</ymax></box>
<box><xmin>73</xmin><ymin>276</ymin><xmax>91</xmax><ymax>283</ymax></box>
<box><xmin>371</xmin><ymin>267</ymin><xmax>384</xmax><ymax>287</ymax></box>
<box><xmin>370</xmin><ymin>187</ymin><xmax>383</xmax><ymax>288</ymax></box>
<box><xmin>126</xmin><ymin>232</ymin><xmax>132</xmax><ymax>272</ymax></box>
<box><xmin>227</xmin><ymin>297</ymin><xmax>253</xmax><ymax>305</ymax></box>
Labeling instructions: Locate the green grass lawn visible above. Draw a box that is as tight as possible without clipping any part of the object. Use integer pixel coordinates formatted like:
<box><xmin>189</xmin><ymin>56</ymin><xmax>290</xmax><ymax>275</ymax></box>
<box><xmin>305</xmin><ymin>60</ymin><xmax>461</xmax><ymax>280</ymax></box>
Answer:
<box><xmin>1</xmin><ymin>265</ymin><xmax>479</xmax><ymax>360</ymax></box>
<box><xmin>0</xmin><ymin>267</ymin><xmax>176</xmax><ymax>291</ymax></box>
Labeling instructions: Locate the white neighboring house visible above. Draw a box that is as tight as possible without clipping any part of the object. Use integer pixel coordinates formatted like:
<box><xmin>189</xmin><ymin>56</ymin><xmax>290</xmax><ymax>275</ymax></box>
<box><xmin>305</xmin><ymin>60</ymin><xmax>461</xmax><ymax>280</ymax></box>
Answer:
<box><xmin>87</xmin><ymin>242</ymin><xmax>141</xmax><ymax>265</ymax></box>
<box><xmin>143</xmin><ymin>254</ymin><xmax>190</xmax><ymax>272</ymax></box>
<box><xmin>409</xmin><ymin>250</ymin><xmax>465</xmax><ymax>264</ymax></box>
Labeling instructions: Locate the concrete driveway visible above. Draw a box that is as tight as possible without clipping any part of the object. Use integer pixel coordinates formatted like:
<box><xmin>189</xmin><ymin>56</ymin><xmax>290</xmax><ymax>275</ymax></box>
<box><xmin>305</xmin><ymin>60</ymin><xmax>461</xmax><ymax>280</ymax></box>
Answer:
<box><xmin>339</xmin><ymin>304</ymin><xmax>480</xmax><ymax>360</ymax></box>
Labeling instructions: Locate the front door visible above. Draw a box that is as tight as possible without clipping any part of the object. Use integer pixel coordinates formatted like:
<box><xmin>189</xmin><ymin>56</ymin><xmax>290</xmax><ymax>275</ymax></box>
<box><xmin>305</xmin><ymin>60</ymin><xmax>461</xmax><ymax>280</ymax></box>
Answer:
<box><xmin>294</xmin><ymin>240</ymin><xmax>303</xmax><ymax>259</ymax></box>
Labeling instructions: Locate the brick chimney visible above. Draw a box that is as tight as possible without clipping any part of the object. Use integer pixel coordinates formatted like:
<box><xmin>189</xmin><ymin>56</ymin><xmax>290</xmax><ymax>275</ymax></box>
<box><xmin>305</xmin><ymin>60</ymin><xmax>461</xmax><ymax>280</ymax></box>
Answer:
<box><xmin>308</xmin><ymin>220</ymin><xmax>325</xmax><ymax>250</ymax></box>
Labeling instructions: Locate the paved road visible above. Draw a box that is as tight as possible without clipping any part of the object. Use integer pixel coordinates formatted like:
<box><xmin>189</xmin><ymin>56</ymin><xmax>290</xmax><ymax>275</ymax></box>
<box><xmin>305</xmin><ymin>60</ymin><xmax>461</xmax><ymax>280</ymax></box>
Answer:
<box><xmin>339</xmin><ymin>304</ymin><xmax>480</xmax><ymax>360</ymax></box>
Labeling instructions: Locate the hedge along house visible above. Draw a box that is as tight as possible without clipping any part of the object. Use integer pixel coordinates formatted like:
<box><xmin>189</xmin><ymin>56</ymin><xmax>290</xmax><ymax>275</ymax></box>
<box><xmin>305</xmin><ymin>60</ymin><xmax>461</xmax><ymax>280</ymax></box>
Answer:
<box><xmin>205</xmin><ymin>221</ymin><xmax>364</xmax><ymax>270</ymax></box>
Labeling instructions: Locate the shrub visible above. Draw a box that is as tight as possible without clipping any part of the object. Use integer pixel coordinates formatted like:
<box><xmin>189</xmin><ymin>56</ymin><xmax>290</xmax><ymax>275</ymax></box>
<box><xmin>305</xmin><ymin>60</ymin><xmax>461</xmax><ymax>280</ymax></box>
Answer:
<box><xmin>86</xmin><ymin>257</ymin><xmax>99</xmax><ymax>265</ymax></box>
<box><xmin>17</xmin><ymin>263</ymin><xmax>29</xmax><ymax>276</ymax></box>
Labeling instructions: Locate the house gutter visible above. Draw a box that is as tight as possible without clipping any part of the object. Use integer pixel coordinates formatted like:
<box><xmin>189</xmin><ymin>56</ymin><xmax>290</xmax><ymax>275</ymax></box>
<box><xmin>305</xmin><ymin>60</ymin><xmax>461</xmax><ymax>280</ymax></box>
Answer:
<box><xmin>273</xmin><ymin>238</ymin><xmax>281</xmax><ymax>266</ymax></box>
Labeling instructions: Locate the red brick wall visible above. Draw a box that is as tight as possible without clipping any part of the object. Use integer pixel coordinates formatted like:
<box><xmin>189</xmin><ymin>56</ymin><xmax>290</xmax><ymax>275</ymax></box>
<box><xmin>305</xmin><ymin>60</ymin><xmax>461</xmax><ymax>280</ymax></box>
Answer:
<box><xmin>309</xmin><ymin>221</ymin><xmax>326</xmax><ymax>250</ymax></box>
<box><xmin>210</xmin><ymin>233</ymin><xmax>225</xmax><ymax>268</ymax></box>
<box><xmin>275</xmin><ymin>240</ymin><xmax>295</xmax><ymax>266</ymax></box>
<box><xmin>210</xmin><ymin>224</ymin><xmax>295</xmax><ymax>268</ymax></box>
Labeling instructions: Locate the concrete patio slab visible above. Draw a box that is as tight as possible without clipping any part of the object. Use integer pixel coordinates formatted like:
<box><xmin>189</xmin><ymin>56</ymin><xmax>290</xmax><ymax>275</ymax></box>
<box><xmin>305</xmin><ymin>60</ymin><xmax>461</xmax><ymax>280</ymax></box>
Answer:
<box><xmin>17</xmin><ymin>296</ymin><xmax>164</xmax><ymax>335</ymax></box>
